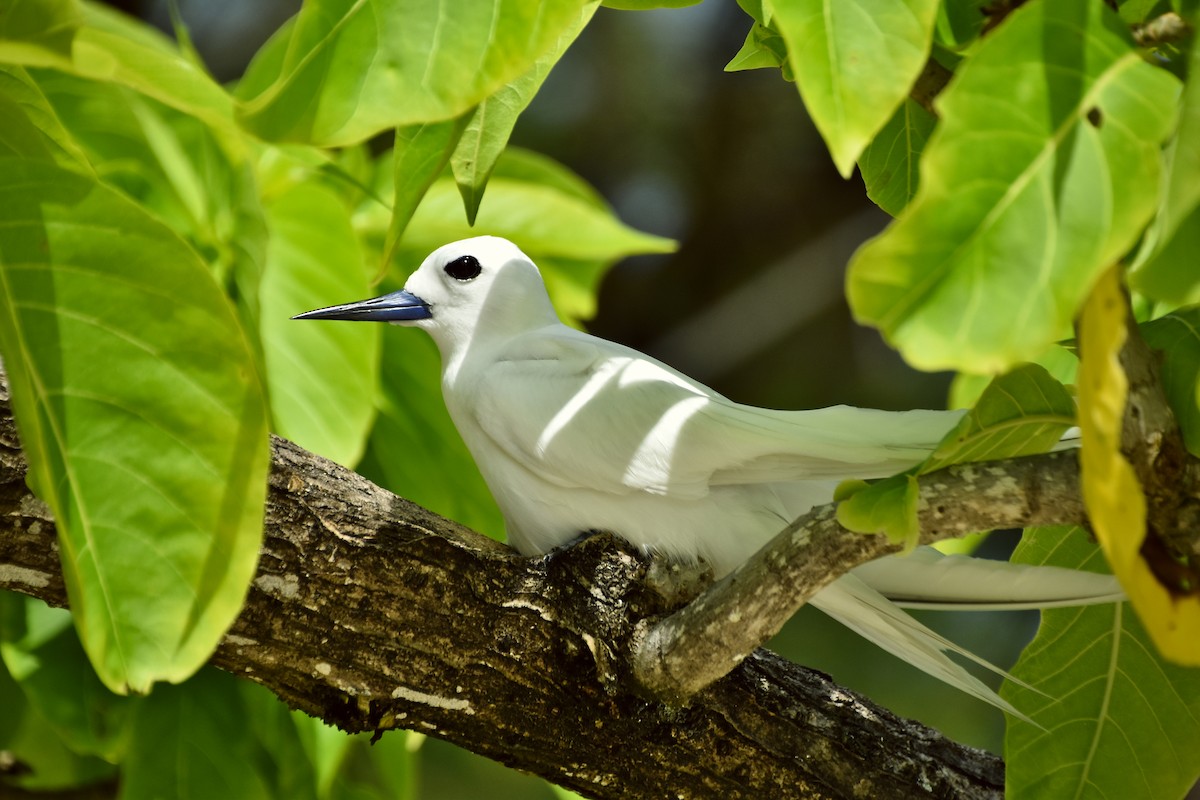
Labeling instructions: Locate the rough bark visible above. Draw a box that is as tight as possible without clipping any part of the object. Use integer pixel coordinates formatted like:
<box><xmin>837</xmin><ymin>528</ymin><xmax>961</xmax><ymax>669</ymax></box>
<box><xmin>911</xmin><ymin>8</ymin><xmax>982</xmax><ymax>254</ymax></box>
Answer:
<box><xmin>0</xmin><ymin>378</ymin><xmax>1013</xmax><ymax>799</ymax></box>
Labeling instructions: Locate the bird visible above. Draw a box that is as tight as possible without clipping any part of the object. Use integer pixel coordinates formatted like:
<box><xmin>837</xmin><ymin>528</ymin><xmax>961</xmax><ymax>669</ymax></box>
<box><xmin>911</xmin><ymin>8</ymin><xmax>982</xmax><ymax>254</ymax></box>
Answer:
<box><xmin>295</xmin><ymin>235</ymin><xmax>1123</xmax><ymax>714</ymax></box>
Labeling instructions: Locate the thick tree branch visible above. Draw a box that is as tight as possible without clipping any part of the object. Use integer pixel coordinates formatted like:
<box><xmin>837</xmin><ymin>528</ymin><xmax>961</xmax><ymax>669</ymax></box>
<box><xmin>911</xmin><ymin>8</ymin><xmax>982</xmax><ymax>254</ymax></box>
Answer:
<box><xmin>0</xmin><ymin>377</ymin><xmax>1019</xmax><ymax>799</ymax></box>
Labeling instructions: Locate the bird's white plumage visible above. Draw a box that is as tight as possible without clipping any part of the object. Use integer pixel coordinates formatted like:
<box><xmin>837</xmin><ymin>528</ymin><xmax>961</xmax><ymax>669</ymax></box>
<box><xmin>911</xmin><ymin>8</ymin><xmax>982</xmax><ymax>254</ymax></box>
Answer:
<box><xmin>305</xmin><ymin>235</ymin><xmax>1124</xmax><ymax>715</ymax></box>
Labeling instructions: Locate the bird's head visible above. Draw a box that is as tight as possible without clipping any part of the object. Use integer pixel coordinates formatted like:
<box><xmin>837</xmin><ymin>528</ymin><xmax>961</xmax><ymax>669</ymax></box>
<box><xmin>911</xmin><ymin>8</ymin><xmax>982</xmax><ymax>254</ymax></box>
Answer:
<box><xmin>294</xmin><ymin>236</ymin><xmax>559</xmax><ymax>357</ymax></box>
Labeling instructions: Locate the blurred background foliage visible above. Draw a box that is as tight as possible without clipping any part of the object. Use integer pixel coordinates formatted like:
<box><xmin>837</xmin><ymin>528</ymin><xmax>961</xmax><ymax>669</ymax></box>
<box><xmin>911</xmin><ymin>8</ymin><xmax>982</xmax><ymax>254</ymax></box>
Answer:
<box><xmin>2</xmin><ymin>0</ymin><xmax>1046</xmax><ymax>796</ymax></box>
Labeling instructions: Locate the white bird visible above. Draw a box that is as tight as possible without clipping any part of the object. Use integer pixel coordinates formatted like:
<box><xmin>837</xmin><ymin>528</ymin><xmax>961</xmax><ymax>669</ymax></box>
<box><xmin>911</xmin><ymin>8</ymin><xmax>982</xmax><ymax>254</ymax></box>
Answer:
<box><xmin>296</xmin><ymin>235</ymin><xmax>1122</xmax><ymax>714</ymax></box>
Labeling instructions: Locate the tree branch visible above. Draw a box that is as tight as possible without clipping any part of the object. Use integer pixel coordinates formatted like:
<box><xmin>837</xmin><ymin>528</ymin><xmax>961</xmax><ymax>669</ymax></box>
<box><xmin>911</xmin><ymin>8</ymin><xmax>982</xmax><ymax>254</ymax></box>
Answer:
<box><xmin>631</xmin><ymin>451</ymin><xmax>1086</xmax><ymax>701</ymax></box>
<box><xmin>0</xmin><ymin>375</ymin><xmax>1015</xmax><ymax>799</ymax></box>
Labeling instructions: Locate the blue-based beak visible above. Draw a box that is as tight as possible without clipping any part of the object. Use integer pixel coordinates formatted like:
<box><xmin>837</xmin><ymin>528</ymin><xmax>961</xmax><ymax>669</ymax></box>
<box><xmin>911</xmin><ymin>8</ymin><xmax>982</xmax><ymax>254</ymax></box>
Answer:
<box><xmin>292</xmin><ymin>289</ymin><xmax>432</xmax><ymax>322</ymax></box>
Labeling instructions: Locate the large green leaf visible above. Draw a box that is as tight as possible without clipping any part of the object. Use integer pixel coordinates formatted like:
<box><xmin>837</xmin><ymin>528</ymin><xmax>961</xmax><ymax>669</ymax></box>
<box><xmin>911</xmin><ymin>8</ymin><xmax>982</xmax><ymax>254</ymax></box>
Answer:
<box><xmin>451</xmin><ymin>2</ymin><xmax>598</xmax><ymax>222</ymax></box>
<box><xmin>236</xmin><ymin>0</ymin><xmax>588</xmax><ymax>146</ymax></box>
<box><xmin>0</xmin><ymin>159</ymin><xmax>269</xmax><ymax>693</ymax></box>
<box><xmin>261</xmin><ymin>181</ymin><xmax>379</xmax><ymax>466</ymax></box>
<box><xmin>1130</xmin><ymin>34</ymin><xmax>1200</xmax><ymax>305</ymax></box>
<box><xmin>1140</xmin><ymin>308</ymin><xmax>1200</xmax><ymax>457</ymax></box>
<box><xmin>1005</xmin><ymin>526</ymin><xmax>1200</xmax><ymax>800</ymax></box>
<box><xmin>858</xmin><ymin>98</ymin><xmax>936</xmax><ymax>217</ymax></box>
<box><xmin>847</xmin><ymin>0</ymin><xmax>1180</xmax><ymax>373</ymax></box>
<box><xmin>122</xmin><ymin>670</ymin><xmax>274</xmax><ymax>800</ymax></box>
<box><xmin>770</xmin><ymin>0</ymin><xmax>939</xmax><ymax>176</ymax></box>
<box><xmin>0</xmin><ymin>595</ymin><xmax>135</xmax><ymax>761</ymax></box>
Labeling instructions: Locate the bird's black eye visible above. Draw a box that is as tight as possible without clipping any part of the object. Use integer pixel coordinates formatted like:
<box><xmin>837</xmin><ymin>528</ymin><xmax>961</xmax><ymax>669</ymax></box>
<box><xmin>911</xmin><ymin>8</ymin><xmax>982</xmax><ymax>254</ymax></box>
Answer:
<box><xmin>444</xmin><ymin>254</ymin><xmax>482</xmax><ymax>281</ymax></box>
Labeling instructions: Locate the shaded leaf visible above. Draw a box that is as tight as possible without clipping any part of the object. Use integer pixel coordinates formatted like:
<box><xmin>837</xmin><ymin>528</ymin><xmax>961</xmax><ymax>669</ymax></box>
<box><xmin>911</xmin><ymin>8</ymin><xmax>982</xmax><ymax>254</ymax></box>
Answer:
<box><xmin>1005</xmin><ymin>525</ymin><xmax>1200</xmax><ymax>800</ymax></box>
<box><xmin>262</xmin><ymin>181</ymin><xmax>379</xmax><ymax>467</ymax></box>
<box><xmin>386</xmin><ymin>112</ymin><xmax>473</xmax><ymax>261</ymax></box>
<box><xmin>0</xmin><ymin>66</ymin><xmax>90</xmax><ymax>168</ymax></box>
<box><xmin>1078</xmin><ymin>267</ymin><xmax>1200</xmax><ymax>665</ymax></box>
<box><xmin>0</xmin><ymin>595</ymin><xmax>135</xmax><ymax>761</ymax></box>
<box><xmin>770</xmin><ymin>0</ymin><xmax>939</xmax><ymax>176</ymax></box>
<box><xmin>452</xmin><ymin>2</ymin><xmax>598</xmax><ymax>223</ymax></box>
<box><xmin>1130</xmin><ymin>33</ymin><xmax>1200</xmax><ymax>305</ymax></box>
<box><xmin>0</xmin><ymin>160</ymin><xmax>269</xmax><ymax>692</ymax></box>
<box><xmin>847</xmin><ymin>0</ymin><xmax>1179</xmax><ymax>373</ymax></box>
<box><xmin>0</xmin><ymin>0</ymin><xmax>81</xmax><ymax>67</ymax></box>
<box><xmin>725</xmin><ymin>21</ymin><xmax>790</xmax><ymax>76</ymax></box>
<box><xmin>123</xmin><ymin>670</ymin><xmax>273</xmax><ymax>800</ymax></box>
<box><xmin>236</xmin><ymin>0</ymin><xmax>588</xmax><ymax>146</ymax></box>
<box><xmin>1140</xmin><ymin>308</ymin><xmax>1200</xmax><ymax>457</ymax></box>
<box><xmin>858</xmin><ymin>98</ymin><xmax>936</xmax><ymax>217</ymax></box>
<box><xmin>359</xmin><ymin>332</ymin><xmax>505</xmax><ymax>539</ymax></box>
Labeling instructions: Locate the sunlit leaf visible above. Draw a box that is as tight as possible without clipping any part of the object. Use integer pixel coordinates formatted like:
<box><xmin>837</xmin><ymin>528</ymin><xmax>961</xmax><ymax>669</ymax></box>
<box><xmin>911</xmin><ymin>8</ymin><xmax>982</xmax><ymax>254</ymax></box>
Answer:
<box><xmin>770</xmin><ymin>0</ymin><xmax>938</xmax><ymax>176</ymax></box>
<box><xmin>835</xmin><ymin>472</ymin><xmax>920</xmax><ymax>548</ymax></box>
<box><xmin>1005</xmin><ymin>525</ymin><xmax>1200</xmax><ymax>800</ymax></box>
<box><xmin>847</xmin><ymin>0</ymin><xmax>1179</xmax><ymax>373</ymax></box>
<box><xmin>262</xmin><ymin>180</ymin><xmax>379</xmax><ymax>467</ymax></box>
<box><xmin>236</xmin><ymin>0</ymin><xmax>589</xmax><ymax>146</ymax></box>
<box><xmin>0</xmin><ymin>160</ymin><xmax>269</xmax><ymax>692</ymax></box>
<box><xmin>924</xmin><ymin>363</ymin><xmax>1074</xmax><ymax>472</ymax></box>
<box><xmin>1078</xmin><ymin>267</ymin><xmax>1200</xmax><ymax>665</ymax></box>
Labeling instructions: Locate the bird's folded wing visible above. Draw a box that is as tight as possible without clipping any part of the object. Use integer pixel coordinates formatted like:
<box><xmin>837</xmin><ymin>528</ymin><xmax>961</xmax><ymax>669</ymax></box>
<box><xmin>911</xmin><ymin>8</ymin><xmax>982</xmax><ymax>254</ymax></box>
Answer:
<box><xmin>471</xmin><ymin>328</ymin><xmax>962</xmax><ymax>498</ymax></box>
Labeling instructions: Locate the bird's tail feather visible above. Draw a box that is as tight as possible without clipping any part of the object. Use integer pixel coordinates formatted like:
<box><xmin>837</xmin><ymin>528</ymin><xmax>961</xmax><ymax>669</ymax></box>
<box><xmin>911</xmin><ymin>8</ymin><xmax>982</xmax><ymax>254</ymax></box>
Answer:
<box><xmin>851</xmin><ymin>547</ymin><xmax>1125</xmax><ymax>611</ymax></box>
<box><xmin>809</xmin><ymin>575</ymin><xmax>1035</xmax><ymax>720</ymax></box>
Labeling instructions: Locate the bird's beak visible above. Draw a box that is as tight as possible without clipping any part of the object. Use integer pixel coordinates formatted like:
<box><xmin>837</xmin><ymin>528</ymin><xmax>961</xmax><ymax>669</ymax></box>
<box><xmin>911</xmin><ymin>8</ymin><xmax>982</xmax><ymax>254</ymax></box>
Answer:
<box><xmin>292</xmin><ymin>289</ymin><xmax>432</xmax><ymax>322</ymax></box>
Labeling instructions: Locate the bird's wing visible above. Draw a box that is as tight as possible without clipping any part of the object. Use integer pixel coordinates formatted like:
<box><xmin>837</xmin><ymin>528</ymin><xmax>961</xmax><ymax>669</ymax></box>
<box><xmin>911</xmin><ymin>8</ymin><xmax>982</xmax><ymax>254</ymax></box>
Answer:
<box><xmin>469</xmin><ymin>327</ymin><xmax>960</xmax><ymax>499</ymax></box>
<box><xmin>852</xmin><ymin>547</ymin><xmax>1125</xmax><ymax>610</ymax></box>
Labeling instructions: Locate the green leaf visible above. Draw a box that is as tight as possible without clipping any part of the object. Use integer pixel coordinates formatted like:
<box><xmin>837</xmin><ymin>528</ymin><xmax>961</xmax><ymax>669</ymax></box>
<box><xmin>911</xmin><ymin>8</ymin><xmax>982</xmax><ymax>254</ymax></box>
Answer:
<box><xmin>452</xmin><ymin>2</ymin><xmax>598</xmax><ymax>223</ymax></box>
<box><xmin>1005</xmin><ymin>526</ymin><xmax>1200</xmax><ymax>800</ymax></box>
<box><xmin>725</xmin><ymin>21</ymin><xmax>791</xmax><ymax>75</ymax></box>
<box><xmin>358</xmin><ymin>333</ymin><xmax>505</xmax><ymax>539</ymax></box>
<box><xmin>0</xmin><ymin>160</ymin><xmax>269</xmax><ymax>693</ymax></box>
<box><xmin>924</xmin><ymin>363</ymin><xmax>1075</xmax><ymax>472</ymax></box>
<box><xmin>0</xmin><ymin>0</ymin><xmax>82</xmax><ymax>67</ymax></box>
<box><xmin>261</xmin><ymin>181</ymin><xmax>378</xmax><ymax>466</ymax></box>
<box><xmin>236</xmin><ymin>0</ymin><xmax>590</xmax><ymax>146</ymax></box>
<box><xmin>386</xmin><ymin>112</ymin><xmax>474</xmax><ymax>263</ymax></box>
<box><xmin>1130</xmin><ymin>34</ymin><xmax>1200</xmax><ymax>305</ymax></box>
<box><xmin>858</xmin><ymin>98</ymin><xmax>935</xmax><ymax>217</ymax></box>
<box><xmin>69</xmin><ymin>2</ymin><xmax>234</xmax><ymax>133</ymax></box>
<box><xmin>123</xmin><ymin>670</ymin><xmax>274</xmax><ymax>800</ymax></box>
<box><xmin>0</xmin><ymin>66</ymin><xmax>90</xmax><ymax>168</ymax></box>
<box><xmin>770</xmin><ymin>0</ymin><xmax>939</xmax><ymax>176</ymax></box>
<box><xmin>835</xmin><ymin>472</ymin><xmax>920</xmax><ymax>547</ymax></box>
<box><xmin>934</xmin><ymin>0</ymin><xmax>986</xmax><ymax>50</ymax></box>
<box><xmin>401</xmin><ymin>174</ymin><xmax>676</xmax><ymax>261</ymax></box>
<box><xmin>847</xmin><ymin>0</ymin><xmax>1180</xmax><ymax>373</ymax></box>
<box><xmin>0</xmin><ymin>641</ymin><xmax>115</xmax><ymax>791</ymax></box>
<box><xmin>0</xmin><ymin>595</ymin><xmax>135</xmax><ymax>760</ymax></box>
<box><xmin>949</xmin><ymin>344</ymin><xmax>1078</xmax><ymax>410</ymax></box>
<box><xmin>602</xmin><ymin>0</ymin><xmax>700</xmax><ymax>8</ymax></box>
<box><xmin>1140</xmin><ymin>308</ymin><xmax>1200</xmax><ymax>457</ymax></box>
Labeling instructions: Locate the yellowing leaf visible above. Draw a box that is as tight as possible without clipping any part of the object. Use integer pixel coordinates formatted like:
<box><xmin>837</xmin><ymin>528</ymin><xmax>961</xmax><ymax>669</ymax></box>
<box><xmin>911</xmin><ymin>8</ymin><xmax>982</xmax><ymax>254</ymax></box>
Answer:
<box><xmin>1078</xmin><ymin>267</ymin><xmax>1200</xmax><ymax>665</ymax></box>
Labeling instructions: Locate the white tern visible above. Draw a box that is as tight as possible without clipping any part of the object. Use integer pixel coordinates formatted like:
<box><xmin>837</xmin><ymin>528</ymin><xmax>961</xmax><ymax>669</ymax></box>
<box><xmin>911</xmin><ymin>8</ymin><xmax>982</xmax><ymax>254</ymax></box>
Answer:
<box><xmin>296</xmin><ymin>235</ymin><xmax>1123</xmax><ymax>714</ymax></box>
